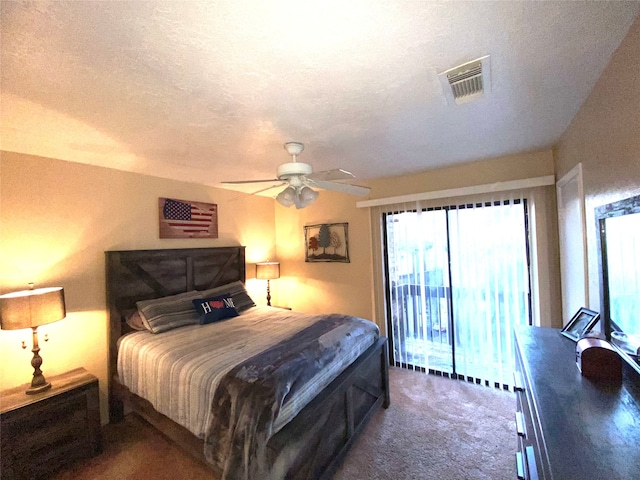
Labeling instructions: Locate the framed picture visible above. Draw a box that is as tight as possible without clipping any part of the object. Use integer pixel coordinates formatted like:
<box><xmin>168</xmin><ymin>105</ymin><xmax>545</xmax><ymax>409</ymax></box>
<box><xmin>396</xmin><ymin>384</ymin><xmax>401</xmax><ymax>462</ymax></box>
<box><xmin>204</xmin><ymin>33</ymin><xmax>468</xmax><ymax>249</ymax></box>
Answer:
<box><xmin>560</xmin><ymin>307</ymin><xmax>600</xmax><ymax>342</ymax></box>
<box><xmin>304</xmin><ymin>223</ymin><xmax>349</xmax><ymax>263</ymax></box>
<box><xmin>159</xmin><ymin>198</ymin><xmax>218</xmax><ymax>239</ymax></box>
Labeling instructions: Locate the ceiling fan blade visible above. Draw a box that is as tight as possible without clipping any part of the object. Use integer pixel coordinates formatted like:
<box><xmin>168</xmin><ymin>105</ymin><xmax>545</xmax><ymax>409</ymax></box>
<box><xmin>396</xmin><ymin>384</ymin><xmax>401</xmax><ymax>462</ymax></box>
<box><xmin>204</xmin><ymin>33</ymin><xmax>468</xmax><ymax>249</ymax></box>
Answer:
<box><xmin>309</xmin><ymin>180</ymin><xmax>371</xmax><ymax>196</ymax></box>
<box><xmin>221</xmin><ymin>178</ymin><xmax>279</xmax><ymax>185</ymax></box>
<box><xmin>307</xmin><ymin>168</ymin><xmax>356</xmax><ymax>182</ymax></box>
<box><xmin>248</xmin><ymin>182</ymin><xmax>287</xmax><ymax>195</ymax></box>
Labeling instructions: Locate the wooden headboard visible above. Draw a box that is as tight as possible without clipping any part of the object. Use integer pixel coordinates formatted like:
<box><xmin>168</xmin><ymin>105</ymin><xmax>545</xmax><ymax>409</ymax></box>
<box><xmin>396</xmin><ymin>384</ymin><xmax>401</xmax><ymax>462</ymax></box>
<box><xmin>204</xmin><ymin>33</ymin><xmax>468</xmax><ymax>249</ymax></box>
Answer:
<box><xmin>105</xmin><ymin>247</ymin><xmax>246</xmax><ymax>418</ymax></box>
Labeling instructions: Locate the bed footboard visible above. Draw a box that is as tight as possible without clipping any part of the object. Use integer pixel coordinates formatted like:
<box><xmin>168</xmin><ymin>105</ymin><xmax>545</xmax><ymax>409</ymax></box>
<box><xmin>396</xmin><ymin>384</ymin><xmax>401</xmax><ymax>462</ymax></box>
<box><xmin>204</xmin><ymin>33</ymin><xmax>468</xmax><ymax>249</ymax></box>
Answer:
<box><xmin>266</xmin><ymin>336</ymin><xmax>390</xmax><ymax>480</ymax></box>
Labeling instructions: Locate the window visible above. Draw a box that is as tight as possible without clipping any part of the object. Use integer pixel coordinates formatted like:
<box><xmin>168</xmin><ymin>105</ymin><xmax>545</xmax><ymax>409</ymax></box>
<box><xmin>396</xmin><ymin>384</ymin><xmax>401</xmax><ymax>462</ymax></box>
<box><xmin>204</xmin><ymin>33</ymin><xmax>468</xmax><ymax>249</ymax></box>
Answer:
<box><xmin>383</xmin><ymin>198</ymin><xmax>531</xmax><ymax>388</ymax></box>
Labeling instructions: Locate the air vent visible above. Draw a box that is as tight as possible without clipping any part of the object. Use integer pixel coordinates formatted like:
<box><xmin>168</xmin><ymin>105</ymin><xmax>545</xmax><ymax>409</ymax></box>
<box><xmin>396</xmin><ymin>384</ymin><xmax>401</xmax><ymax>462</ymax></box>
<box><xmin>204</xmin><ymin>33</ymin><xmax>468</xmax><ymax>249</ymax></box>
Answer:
<box><xmin>438</xmin><ymin>55</ymin><xmax>491</xmax><ymax>105</ymax></box>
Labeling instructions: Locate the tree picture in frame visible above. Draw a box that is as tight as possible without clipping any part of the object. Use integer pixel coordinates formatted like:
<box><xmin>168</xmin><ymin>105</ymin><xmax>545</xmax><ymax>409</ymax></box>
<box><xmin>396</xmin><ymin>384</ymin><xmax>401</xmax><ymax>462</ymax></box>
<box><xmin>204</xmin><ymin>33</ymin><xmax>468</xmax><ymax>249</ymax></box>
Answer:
<box><xmin>560</xmin><ymin>307</ymin><xmax>600</xmax><ymax>342</ymax></box>
<box><xmin>304</xmin><ymin>223</ymin><xmax>349</xmax><ymax>263</ymax></box>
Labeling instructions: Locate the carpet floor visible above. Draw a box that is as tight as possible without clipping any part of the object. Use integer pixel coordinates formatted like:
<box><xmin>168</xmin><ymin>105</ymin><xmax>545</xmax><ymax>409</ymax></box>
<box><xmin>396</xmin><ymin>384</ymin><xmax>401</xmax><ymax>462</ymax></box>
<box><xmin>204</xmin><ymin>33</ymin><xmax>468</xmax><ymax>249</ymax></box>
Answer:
<box><xmin>333</xmin><ymin>368</ymin><xmax>517</xmax><ymax>480</ymax></box>
<box><xmin>52</xmin><ymin>367</ymin><xmax>516</xmax><ymax>480</ymax></box>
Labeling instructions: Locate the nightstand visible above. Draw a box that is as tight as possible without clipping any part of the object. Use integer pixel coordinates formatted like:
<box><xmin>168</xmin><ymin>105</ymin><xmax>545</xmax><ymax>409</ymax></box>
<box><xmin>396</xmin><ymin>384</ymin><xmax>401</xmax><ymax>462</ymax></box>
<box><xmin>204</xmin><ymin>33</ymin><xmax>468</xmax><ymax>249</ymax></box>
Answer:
<box><xmin>0</xmin><ymin>367</ymin><xmax>102</xmax><ymax>480</ymax></box>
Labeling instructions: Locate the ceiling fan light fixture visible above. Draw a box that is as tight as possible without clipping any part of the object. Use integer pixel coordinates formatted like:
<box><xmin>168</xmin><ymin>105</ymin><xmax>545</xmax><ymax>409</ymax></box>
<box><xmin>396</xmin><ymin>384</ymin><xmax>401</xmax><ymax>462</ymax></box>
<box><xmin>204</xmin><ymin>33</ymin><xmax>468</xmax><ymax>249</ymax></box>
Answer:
<box><xmin>295</xmin><ymin>186</ymin><xmax>319</xmax><ymax>209</ymax></box>
<box><xmin>276</xmin><ymin>186</ymin><xmax>296</xmax><ymax>207</ymax></box>
<box><xmin>276</xmin><ymin>185</ymin><xmax>319</xmax><ymax>209</ymax></box>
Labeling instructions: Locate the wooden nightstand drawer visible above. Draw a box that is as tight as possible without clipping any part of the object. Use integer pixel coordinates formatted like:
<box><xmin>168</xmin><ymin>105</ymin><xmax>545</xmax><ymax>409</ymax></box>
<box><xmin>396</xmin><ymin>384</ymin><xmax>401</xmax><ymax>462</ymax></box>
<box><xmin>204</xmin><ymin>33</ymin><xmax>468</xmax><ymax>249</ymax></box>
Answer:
<box><xmin>4</xmin><ymin>392</ymin><xmax>88</xmax><ymax>446</ymax></box>
<box><xmin>0</xmin><ymin>368</ymin><xmax>102</xmax><ymax>480</ymax></box>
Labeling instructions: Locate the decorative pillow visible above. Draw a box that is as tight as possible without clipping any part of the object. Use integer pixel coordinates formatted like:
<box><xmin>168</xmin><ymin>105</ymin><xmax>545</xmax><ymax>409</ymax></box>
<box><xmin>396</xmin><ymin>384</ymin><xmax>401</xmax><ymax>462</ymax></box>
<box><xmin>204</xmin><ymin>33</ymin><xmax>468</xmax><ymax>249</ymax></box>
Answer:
<box><xmin>193</xmin><ymin>295</ymin><xmax>239</xmax><ymax>325</ymax></box>
<box><xmin>199</xmin><ymin>280</ymin><xmax>256</xmax><ymax>313</ymax></box>
<box><xmin>123</xmin><ymin>309</ymin><xmax>148</xmax><ymax>331</ymax></box>
<box><xmin>136</xmin><ymin>290</ymin><xmax>202</xmax><ymax>334</ymax></box>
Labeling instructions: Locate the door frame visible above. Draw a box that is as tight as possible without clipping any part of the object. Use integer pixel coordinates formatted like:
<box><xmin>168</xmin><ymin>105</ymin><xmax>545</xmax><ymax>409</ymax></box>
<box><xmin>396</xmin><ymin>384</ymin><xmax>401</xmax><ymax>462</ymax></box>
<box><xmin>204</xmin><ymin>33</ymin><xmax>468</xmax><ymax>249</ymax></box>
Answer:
<box><xmin>556</xmin><ymin>163</ymin><xmax>589</xmax><ymax>325</ymax></box>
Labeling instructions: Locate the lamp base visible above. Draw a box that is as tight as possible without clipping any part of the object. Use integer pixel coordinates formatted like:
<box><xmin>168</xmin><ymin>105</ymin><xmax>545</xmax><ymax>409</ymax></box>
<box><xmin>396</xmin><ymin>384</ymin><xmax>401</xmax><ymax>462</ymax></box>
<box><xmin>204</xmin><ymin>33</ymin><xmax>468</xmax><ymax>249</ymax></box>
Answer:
<box><xmin>266</xmin><ymin>279</ymin><xmax>272</xmax><ymax>307</ymax></box>
<box><xmin>26</xmin><ymin>326</ymin><xmax>51</xmax><ymax>395</ymax></box>
<box><xmin>26</xmin><ymin>380</ymin><xmax>51</xmax><ymax>395</ymax></box>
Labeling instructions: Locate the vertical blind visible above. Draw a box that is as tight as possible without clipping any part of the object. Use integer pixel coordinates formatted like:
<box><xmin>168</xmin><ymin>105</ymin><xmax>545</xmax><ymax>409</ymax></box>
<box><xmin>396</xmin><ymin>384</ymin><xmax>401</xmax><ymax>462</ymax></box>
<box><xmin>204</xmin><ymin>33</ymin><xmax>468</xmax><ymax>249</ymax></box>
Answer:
<box><xmin>606</xmin><ymin>213</ymin><xmax>640</xmax><ymax>334</ymax></box>
<box><xmin>375</xmin><ymin>192</ymin><xmax>532</xmax><ymax>388</ymax></box>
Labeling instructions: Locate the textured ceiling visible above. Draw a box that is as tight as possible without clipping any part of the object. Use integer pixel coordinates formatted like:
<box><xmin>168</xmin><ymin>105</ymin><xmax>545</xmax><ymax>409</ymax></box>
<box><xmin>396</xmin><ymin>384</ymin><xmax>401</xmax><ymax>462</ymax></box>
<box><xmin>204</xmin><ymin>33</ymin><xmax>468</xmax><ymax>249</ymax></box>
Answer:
<box><xmin>1</xmin><ymin>1</ymin><xmax>639</xmax><ymax>195</ymax></box>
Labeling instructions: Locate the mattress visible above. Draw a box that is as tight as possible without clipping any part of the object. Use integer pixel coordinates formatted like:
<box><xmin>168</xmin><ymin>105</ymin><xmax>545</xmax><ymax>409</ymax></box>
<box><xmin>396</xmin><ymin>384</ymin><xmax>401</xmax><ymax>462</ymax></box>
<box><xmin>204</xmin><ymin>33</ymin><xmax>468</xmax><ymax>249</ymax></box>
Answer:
<box><xmin>117</xmin><ymin>306</ymin><xmax>379</xmax><ymax>439</ymax></box>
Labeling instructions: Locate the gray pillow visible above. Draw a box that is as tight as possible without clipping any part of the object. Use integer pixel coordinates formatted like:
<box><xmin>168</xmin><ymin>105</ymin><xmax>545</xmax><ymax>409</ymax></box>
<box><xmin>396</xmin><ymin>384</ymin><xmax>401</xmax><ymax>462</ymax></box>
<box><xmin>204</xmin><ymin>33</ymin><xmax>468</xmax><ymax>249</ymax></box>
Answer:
<box><xmin>136</xmin><ymin>290</ymin><xmax>202</xmax><ymax>334</ymax></box>
<box><xmin>123</xmin><ymin>309</ymin><xmax>148</xmax><ymax>331</ymax></box>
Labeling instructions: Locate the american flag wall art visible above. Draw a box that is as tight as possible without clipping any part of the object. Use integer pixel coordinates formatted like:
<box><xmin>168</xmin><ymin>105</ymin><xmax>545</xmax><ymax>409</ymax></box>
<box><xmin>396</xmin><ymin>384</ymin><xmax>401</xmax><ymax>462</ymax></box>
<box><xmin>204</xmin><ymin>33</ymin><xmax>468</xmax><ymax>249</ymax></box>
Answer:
<box><xmin>159</xmin><ymin>198</ymin><xmax>218</xmax><ymax>238</ymax></box>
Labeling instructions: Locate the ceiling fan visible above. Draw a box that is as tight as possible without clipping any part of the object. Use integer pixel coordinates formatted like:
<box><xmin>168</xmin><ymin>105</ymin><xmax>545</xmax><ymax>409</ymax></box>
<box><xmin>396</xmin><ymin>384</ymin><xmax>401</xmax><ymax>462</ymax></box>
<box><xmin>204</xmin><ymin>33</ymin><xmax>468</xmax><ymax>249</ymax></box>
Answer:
<box><xmin>222</xmin><ymin>142</ymin><xmax>371</xmax><ymax>209</ymax></box>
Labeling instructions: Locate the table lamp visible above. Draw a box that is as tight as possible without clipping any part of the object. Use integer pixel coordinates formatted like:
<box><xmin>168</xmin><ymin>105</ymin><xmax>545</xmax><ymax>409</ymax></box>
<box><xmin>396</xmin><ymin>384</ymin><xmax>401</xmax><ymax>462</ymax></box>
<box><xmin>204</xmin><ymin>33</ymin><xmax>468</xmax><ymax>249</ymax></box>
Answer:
<box><xmin>0</xmin><ymin>286</ymin><xmax>66</xmax><ymax>394</ymax></box>
<box><xmin>255</xmin><ymin>262</ymin><xmax>280</xmax><ymax>306</ymax></box>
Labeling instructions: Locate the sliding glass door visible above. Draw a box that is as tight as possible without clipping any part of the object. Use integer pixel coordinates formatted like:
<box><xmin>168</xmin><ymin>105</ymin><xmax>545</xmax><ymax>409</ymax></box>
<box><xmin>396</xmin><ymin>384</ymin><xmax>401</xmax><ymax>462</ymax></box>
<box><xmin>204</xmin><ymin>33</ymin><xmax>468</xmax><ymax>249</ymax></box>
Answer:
<box><xmin>385</xmin><ymin>208</ymin><xmax>453</xmax><ymax>373</ymax></box>
<box><xmin>384</xmin><ymin>199</ymin><xmax>531</xmax><ymax>388</ymax></box>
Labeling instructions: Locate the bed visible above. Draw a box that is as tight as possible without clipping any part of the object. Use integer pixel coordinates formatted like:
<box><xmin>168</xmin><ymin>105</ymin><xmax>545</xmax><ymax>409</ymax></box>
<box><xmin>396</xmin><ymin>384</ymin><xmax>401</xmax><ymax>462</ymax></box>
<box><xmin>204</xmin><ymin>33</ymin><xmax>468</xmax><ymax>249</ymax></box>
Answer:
<box><xmin>106</xmin><ymin>246</ymin><xmax>389</xmax><ymax>480</ymax></box>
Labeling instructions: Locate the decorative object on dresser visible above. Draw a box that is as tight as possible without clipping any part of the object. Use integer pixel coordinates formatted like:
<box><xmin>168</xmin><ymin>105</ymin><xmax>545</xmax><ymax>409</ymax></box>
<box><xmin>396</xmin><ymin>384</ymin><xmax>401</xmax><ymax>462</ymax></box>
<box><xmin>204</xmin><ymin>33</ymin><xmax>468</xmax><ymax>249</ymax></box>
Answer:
<box><xmin>559</xmin><ymin>306</ymin><xmax>599</xmax><ymax>342</ymax></box>
<box><xmin>305</xmin><ymin>222</ymin><xmax>350</xmax><ymax>262</ymax></box>
<box><xmin>255</xmin><ymin>261</ymin><xmax>280</xmax><ymax>306</ymax></box>
<box><xmin>575</xmin><ymin>337</ymin><xmax>622</xmax><ymax>381</ymax></box>
<box><xmin>159</xmin><ymin>197</ymin><xmax>218</xmax><ymax>239</ymax></box>
<box><xmin>0</xmin><ymin>367</ymin><xmax>102</xmax><ymax>480</ymax></box>
<box><xmin>0</xmin><ymin>285</ymin><xmax>66</xmax><ymax>394</ymax></box>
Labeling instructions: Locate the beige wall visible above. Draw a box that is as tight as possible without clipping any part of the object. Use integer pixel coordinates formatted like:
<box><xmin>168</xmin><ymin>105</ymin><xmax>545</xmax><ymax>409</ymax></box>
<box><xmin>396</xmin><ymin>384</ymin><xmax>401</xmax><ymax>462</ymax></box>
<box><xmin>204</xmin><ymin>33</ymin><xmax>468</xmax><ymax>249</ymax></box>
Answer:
<box><xmin>273</xmin><ymin>190</ymin><xmax>373</xmax><ymax>320</ymax></box>
<box><xmin>555</xmin><ymin>15</ymin><xmax>640</xmax><ymax>313</ymax></box>
<box><xmin>0</xmin><ymin>152</ymin><xmax>276</xmax><ymax>423</ymax></box>
<box><xmin>367</xmin><ymin>150</ymin><xmax>555</xmax><ymax>199</ymax></box>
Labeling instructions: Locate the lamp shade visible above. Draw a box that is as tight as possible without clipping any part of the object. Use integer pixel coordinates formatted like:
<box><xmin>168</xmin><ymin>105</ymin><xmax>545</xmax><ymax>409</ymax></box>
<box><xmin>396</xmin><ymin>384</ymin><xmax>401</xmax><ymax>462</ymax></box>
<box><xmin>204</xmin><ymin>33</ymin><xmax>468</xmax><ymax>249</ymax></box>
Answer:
<box><xmin>0</xmin><ymin>287</ymin><xmax>66</xmax><ymax>330</ymax></box>
<box><xmin>256</xmin><ymin>262</ymin><xmax>280</xmax><ymax>280</ymax></box>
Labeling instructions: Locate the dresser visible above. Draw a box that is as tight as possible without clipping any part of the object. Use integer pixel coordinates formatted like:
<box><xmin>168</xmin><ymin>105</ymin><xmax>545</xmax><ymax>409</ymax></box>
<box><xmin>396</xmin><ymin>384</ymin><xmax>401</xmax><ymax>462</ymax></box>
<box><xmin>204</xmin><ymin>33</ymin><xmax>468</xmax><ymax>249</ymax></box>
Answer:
<box><xmin>0</xmin><ymin>367</ymin><xmax>102</xmax><ymax>480</ymax></box>
<box><xmin>514</xmin><ymin>325</ymin><xmax>640</xmax><ymax>479</ymax></box>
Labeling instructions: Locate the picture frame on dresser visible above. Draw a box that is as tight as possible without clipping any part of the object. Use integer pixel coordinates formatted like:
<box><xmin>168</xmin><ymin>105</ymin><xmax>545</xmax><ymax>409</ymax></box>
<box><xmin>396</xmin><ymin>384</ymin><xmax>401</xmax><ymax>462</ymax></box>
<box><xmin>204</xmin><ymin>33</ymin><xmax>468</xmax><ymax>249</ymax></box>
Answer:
<box><xmin>560</xmin><ymin>307</ymin><xmax>600</xmax><ymax>341</ymax></box>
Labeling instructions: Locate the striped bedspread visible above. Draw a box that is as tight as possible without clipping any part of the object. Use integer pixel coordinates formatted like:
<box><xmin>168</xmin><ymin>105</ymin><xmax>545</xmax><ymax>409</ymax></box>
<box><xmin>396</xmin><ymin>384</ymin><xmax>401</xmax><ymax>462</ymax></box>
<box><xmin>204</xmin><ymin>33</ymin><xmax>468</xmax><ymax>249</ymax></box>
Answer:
<box><xmin>117</xmin><ymin>306</ymin><xmax>379</xmax><ymax>451</ymax></box>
